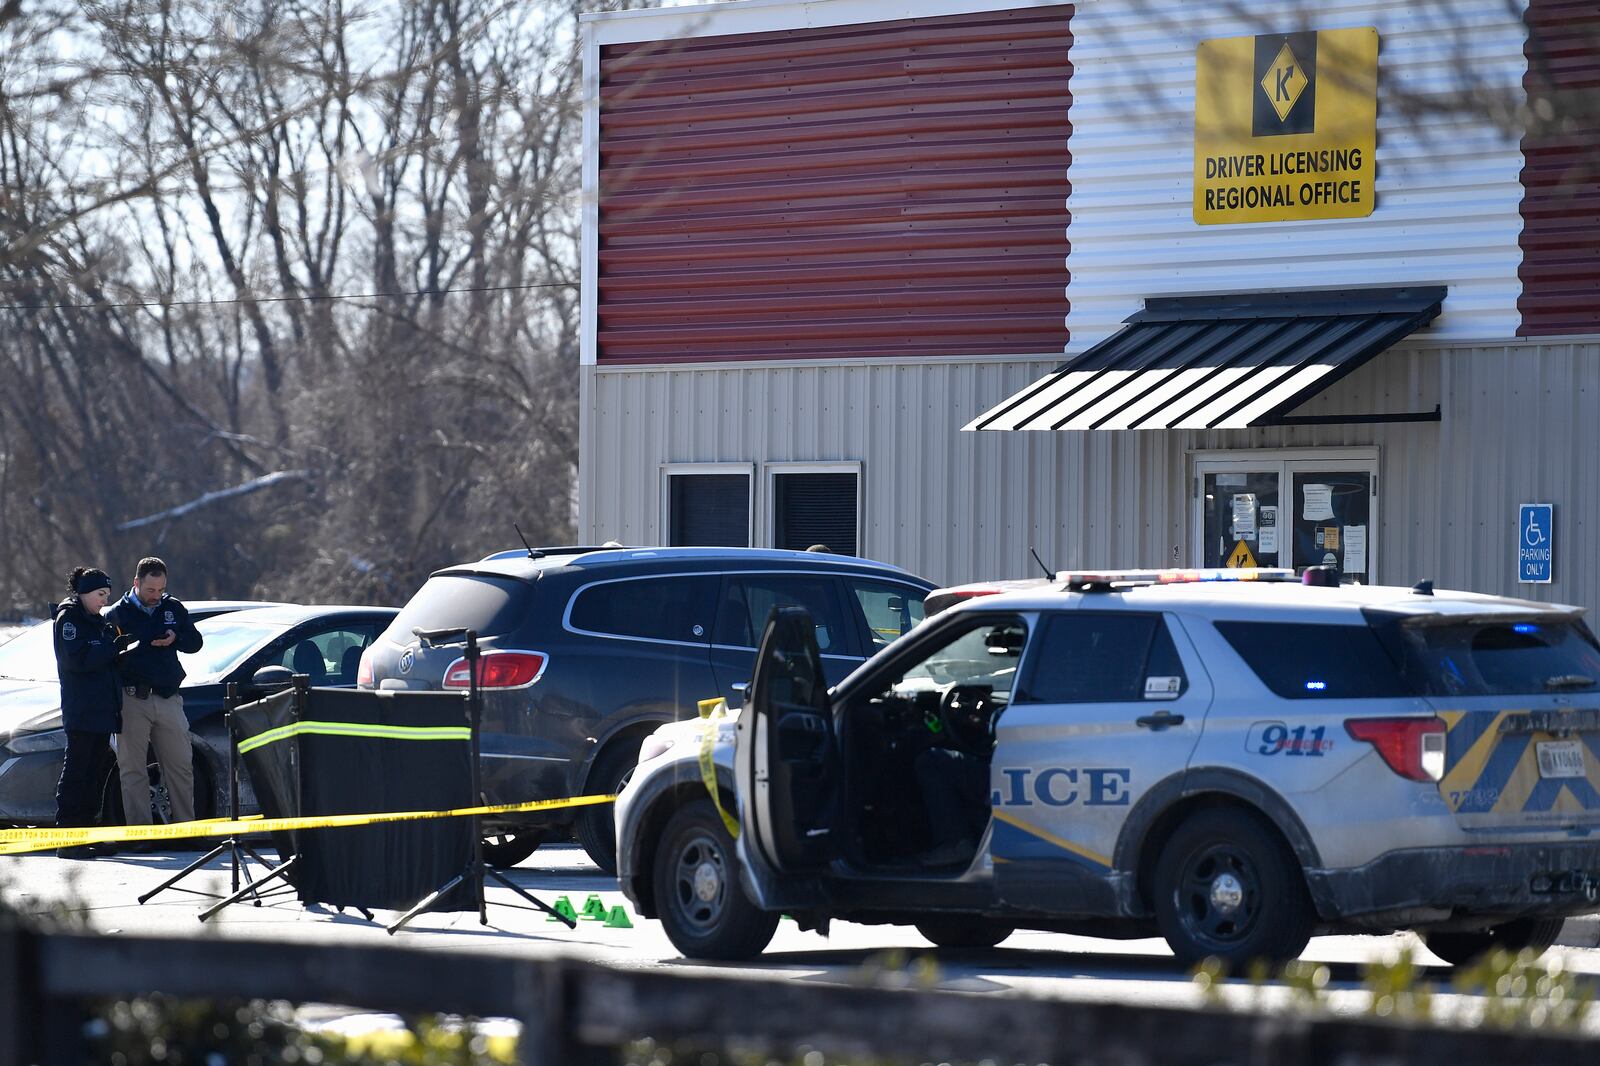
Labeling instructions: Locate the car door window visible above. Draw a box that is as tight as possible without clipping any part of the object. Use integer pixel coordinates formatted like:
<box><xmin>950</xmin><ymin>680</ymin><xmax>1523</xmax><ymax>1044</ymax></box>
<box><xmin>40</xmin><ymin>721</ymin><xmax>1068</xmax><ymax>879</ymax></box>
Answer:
<box><xmin>850</xmin><ymin>580</ymin><xmax>927</xmax><ymax>652</ymax></box>
<box><xmin>714</xmin><ymin>575</ymin><xmax>852</xmax><ymax>655</ymax></box>
<box><xmin>886</xmin><ymin>619</ymin><xmax>1027</xmax><ymax>701</ymax></box>
<box><xmin>1019</xmin><ymin>613</ymin><xmax>1188</xmax><ymax>704</ymax></box>
<box><xmin>567</xmin><ymin>575</ymin><xmax>717</xmax><ymax>644</ymax></box>
<box><xmin>265</xmin><ymin>625</ymin><xmax>380</xmax><ymax>686</ymax></box>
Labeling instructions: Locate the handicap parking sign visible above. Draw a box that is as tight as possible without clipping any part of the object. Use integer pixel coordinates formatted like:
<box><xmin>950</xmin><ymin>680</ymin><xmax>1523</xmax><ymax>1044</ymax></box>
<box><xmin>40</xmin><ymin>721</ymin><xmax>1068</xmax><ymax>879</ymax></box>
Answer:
<box><xmin>1519</xmin><ymin>503</ymin><xmax>1554</xmax><ymax>584</ymax></box>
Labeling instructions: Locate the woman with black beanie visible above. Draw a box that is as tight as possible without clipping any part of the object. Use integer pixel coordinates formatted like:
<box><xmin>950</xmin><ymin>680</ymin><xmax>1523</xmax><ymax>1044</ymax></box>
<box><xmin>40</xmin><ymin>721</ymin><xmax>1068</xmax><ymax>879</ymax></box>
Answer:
<box><xmin>52</xmin><ymin>566</ymin><xmax>132</xmax><ymax>857</ymax></box>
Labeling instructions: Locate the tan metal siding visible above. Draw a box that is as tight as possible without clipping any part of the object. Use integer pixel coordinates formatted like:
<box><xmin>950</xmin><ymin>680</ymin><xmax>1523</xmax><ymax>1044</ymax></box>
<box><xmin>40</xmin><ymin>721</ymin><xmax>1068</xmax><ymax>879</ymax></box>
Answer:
<box><xmin>582</xmin><ymin>341</ymin><xmax>1599</xmax><ymax>612</ymax></box>
<box><xmin>1519</xmin><ymin>0</ymin><xmax>1600</xmax><ymax>335</ymax></box>
<box><xmin>595</xmin><ymin>5</ymin><xmax>1072</xmax><ymax>364</ymax></box>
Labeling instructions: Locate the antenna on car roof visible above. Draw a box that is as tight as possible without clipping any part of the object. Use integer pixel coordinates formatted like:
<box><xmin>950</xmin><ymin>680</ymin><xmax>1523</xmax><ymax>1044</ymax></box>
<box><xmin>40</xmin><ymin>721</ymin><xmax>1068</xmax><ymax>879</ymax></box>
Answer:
<box><xmin>1028</xmin><ymin>546</ymin><xmax>1053</xmax><ymax>579</ymax></box>
<box><xmin>513</xmin><ymin>523</ymin><xmax>543</xmax><ymax>560</ymax></box>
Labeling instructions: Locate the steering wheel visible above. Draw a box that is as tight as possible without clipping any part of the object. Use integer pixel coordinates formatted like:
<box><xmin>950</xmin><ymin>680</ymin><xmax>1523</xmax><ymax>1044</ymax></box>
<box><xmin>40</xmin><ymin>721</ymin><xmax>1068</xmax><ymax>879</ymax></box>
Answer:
<box><xmin>938</xmin><ymin>684</ymin><xmax>999</xmax><ymax>753</ymax></box>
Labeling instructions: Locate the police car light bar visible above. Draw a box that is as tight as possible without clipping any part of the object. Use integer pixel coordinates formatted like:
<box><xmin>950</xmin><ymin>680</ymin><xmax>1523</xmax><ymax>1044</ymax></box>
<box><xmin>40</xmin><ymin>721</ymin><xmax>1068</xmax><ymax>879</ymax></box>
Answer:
<box><xmin>1054</xmin><ymin>568</ymin><xmax>1300</xmax><ymax>590</ymax></box>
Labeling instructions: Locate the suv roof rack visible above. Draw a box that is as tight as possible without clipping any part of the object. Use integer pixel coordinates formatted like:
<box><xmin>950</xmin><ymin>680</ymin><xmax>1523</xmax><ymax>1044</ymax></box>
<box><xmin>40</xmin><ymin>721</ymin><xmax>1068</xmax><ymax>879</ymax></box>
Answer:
<box><xmin>480</xmin><ymin>545</ymin><xmax>637</xmax><ymax>562</ymax></box>
<box><xmin>1056</xmin><ymin>568</ymin><xmax>1299</xmax><ymax>591</ymax></box>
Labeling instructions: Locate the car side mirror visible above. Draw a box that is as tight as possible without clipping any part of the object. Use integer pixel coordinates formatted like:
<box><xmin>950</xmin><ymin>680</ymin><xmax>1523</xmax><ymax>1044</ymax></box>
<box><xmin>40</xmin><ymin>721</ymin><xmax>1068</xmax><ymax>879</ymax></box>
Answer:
<box><xmin>250</xmin><ymin>666</ymin><xmax>294</xmax><ymax>693</ymax></box>
<box><xmin>729</xmin><ymin>681</ymin><xmax>750</xmax><ymax>709</ymax></box>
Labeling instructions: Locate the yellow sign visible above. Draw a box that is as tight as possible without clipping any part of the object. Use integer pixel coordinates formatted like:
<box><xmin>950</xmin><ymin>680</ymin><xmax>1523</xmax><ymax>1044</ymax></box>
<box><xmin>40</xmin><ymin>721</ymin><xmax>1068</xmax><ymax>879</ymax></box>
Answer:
<box><xmin>1226</xmin><ymin>540</ymin><xmax>1259</xmax><ymax>568</ymax></box>
<box><xmin>1195</xmin><ymin>27</ymin><xmax>1378</xmax><ymax>224</ymax></box>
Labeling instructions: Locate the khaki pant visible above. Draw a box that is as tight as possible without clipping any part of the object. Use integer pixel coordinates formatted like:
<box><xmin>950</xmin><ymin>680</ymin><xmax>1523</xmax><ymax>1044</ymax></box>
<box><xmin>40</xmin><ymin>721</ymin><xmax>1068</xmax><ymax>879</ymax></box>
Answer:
<box><xmin>115</xmin><ymin>691</ymin><xmax>195</xmax><ymax>824</ymax></box>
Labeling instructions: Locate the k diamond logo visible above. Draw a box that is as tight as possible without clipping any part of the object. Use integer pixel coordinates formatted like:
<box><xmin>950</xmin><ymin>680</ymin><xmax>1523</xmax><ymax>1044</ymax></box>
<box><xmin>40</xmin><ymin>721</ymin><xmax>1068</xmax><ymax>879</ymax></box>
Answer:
<box><xmin>1253</xmin><ymin>32</ymin><xmax>1317</xmax><ymax>135</ymax></box>
<box><xmin>1260</xmin><ymin>42</ymin><xmax>1307</xmax><ymax>122</ymax></box>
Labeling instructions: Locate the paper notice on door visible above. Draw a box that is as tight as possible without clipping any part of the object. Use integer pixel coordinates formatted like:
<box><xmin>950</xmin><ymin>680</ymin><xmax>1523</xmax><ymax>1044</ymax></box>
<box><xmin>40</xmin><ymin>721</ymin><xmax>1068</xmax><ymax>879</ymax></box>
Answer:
<box><xmin>1258</xmin><ymin>506</ymin><xmax>1278</xmax><ymax>555</ymax></box>
<box><xmin>1343</xmin><ymin>525</ymin><xmax>1368</xmax><ymax>574</ymax></box>
<box><xmin>1231</xmin><ymin>493</ymin><xmax>1257</xmax><ymax>537</ymax></box>
<box><xmin>1215</xmin><ymin>473</ymin><xmax>1247</xmax><ymax>486</ymax></box>
<box><xmin>1302</xmin><ymin>483</ymin><xmax>1334</xmax><ymax>521</ymax></box>
<box><xmin>1322</xmin><ymin>526</ymin><xmax>1340</xmax><ymax>551</ymax></box>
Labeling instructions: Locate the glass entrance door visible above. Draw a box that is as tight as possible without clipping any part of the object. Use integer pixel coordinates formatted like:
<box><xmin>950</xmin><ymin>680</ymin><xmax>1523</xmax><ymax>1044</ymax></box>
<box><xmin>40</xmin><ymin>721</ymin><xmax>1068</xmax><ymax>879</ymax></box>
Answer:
<box><xmin>1195</xmin><ymin>453</ymin><xmax>1377</xmax><ymax>578</ymax></box>
<box><xmin>1200</xmin><ymin>468</ymin><xmax>1281</xmax><ymax>569</ymax></box>
<box><xmin>1288</xmin><ymin>469</ymin><xmax>1372</xmax><ymax>579</ymax></box>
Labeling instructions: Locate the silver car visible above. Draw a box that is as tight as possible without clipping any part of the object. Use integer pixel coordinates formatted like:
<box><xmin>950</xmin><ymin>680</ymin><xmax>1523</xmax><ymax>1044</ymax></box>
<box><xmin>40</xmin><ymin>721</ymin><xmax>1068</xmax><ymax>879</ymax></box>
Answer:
<box><xmin>615</xmin><ymin>568</ymin><xmax>1600</xmax><ymax>966</ymax></box>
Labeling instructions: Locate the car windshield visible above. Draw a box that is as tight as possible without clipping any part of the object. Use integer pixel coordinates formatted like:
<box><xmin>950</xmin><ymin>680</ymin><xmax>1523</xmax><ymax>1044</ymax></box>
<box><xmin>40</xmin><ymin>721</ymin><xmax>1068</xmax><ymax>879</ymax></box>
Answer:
<box><xmin>179</xmin><ymin>619</ymin><xmax>285</xmax><ymax>683</ymax></box>
<box><xmin>0</xmin><ymin>622</ymin><xmax>55</xmax><ymax>683</ymax></box>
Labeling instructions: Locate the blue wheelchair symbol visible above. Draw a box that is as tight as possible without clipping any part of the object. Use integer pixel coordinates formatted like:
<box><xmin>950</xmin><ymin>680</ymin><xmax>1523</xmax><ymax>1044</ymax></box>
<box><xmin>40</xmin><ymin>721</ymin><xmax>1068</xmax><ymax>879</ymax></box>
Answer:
<box><xmin>1524</xmin><ymin>509</ymin><xmax>1547</xmax><ymax>548</ymax></box>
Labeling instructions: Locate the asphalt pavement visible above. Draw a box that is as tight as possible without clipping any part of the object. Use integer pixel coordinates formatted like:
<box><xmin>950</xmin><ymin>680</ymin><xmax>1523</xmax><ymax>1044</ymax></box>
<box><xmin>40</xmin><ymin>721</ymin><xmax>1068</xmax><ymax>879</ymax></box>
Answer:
<box><xmin>4</xmin><ymin>841</ymin><xmax>1600</xmax><ymax>1032</ymax></box>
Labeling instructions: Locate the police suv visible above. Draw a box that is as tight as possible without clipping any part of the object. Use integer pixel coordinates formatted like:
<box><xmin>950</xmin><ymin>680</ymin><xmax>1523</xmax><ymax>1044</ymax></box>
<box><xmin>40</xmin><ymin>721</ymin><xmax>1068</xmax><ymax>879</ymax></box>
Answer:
<box><xmin>614</xmin><ymin>568</ymin><xmax>1600</xmax><ymax>967</ymax></box>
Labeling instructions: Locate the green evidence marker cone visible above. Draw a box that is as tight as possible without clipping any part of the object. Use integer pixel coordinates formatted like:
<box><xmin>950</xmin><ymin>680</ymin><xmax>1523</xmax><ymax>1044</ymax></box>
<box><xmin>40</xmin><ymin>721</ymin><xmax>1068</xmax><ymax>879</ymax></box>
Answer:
<box><xmin>547</xmin><ymin>896</ymin><xmax>578</xmax><ymax>923</ymax></box>
<box><xmin>603</xmin><ymin>904</ymin><xmax>633</xmax><ymax>929</ymax></box>
<box><xmin>581</xmin><ymin>894</ymin><xmax>608</xmax><ymax>920</ymax></box>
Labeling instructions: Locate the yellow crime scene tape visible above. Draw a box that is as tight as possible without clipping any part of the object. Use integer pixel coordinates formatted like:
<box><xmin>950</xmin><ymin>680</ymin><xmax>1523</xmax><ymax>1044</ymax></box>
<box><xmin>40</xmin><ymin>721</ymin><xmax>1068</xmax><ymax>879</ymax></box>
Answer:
<box><xmin>0</xmin><ymin>793</ymin><xmax>617</xmax><ymax>856</ymax></box>
<box><xmin>696</xmin><ymin>696</ymin><xmax>740</xmax><ymax>839</ymax></box>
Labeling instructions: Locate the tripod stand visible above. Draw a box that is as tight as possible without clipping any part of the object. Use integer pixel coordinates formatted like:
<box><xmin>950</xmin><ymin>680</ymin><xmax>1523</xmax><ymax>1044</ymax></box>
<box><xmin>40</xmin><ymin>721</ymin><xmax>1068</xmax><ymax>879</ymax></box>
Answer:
<box><xmin>387</xmin><ymin>628</ymin><xmax>576</xmax><ymax>934</ymax></box>
<box><xmin>139</xmin><ymin>682</ymin><xmax>292</xmax><ymax>913</ymax></box>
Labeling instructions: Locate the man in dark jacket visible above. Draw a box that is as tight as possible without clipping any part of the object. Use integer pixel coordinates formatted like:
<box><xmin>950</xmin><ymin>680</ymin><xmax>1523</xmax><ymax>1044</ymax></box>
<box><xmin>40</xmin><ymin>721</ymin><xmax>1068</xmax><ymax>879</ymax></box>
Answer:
<box><xmin>104</xmin><ymin>557</ymin><xmax>203</xmax><ymax>825</ymax></box>
<box><xmin>53</xmin><ymin>566</ymin><xmax>129</xmax><ymax>854</ymax></box>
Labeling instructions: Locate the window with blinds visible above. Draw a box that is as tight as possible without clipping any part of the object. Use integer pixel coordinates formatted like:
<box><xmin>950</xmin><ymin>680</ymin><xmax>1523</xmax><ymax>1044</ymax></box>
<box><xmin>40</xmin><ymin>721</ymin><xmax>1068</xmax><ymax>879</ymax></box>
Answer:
<box><xmin>772</xmin><ymin>471</ymin><xmax>859</xmax><ymax>556</ymax></box>
<box><xmin>667</xmin><ymin>473</ymin><xmax>750</xmax><ymax>547</ymax></box>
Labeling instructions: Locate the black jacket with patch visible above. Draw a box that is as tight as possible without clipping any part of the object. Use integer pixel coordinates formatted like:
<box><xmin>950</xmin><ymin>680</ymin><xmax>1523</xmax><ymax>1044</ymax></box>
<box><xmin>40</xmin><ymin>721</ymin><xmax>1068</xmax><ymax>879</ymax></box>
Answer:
<box><xmin>52</xmin><ymin>597</ymin><xmax>123</xmax><ymax>733</ymax></box>
<box><xmin>105</xmin><ymin>593</ymin><xmax>203</xmax><ymax>699</ymax></box>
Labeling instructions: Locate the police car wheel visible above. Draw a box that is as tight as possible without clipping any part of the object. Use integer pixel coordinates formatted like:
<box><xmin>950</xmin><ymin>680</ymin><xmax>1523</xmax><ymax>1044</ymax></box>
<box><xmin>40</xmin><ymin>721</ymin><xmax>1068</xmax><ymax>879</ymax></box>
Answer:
<box><xmin>1153</xmin><ymin>808</ymin><xmax>1313</xmax><ymax>967</ymax></box>
<box><xmin>1420</xmin><ymin>918</ymin><xmax>1565</xmax><ymax>966</ymax></box>
<box><xmin>653</xmin><ymin>798</ymin><xmax>778</xmax><ymax>961</ymax></box>
<box><xmin>915</xmin><ymin>917</ymin><xmax>1014</xmax><ymax>949</ymax></box>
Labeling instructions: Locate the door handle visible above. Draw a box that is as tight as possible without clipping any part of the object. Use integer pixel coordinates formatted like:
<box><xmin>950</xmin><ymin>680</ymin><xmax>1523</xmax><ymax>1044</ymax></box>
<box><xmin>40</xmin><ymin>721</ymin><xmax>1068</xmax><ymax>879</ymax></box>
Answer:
<box><xmin>1136</xmin><ymin>711</ymin><xmax>1185</xmax><ymax>730</ymax></box>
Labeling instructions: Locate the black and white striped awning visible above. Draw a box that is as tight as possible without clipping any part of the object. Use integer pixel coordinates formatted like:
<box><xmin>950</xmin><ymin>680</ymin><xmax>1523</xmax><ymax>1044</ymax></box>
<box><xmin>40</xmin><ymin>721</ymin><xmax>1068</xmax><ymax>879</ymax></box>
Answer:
<box><xmin>964</xmin><ymin>287</ymin><xmax>1446</xmax><ymax>432</ymax></box>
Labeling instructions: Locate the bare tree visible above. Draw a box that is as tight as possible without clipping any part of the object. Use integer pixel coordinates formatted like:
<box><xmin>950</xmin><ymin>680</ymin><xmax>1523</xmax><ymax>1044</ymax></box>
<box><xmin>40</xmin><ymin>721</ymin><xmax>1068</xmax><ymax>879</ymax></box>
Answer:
<box><xmin>0</xmin><ymin>0</ymin><xmax>612</xmax><ymax>614</ymax></box>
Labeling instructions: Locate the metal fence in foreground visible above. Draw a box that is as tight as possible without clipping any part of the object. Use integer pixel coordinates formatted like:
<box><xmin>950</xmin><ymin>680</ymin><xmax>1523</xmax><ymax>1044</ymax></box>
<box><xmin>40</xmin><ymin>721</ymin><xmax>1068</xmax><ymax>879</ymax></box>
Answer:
<box><xmin>0</xmin><ymin>926</ymin><xmax>1592</xmax><ymax>1065</ymax></box>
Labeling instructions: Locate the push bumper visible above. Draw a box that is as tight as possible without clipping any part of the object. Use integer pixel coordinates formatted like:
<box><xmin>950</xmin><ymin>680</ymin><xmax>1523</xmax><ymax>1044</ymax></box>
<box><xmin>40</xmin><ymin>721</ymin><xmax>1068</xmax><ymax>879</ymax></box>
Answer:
<box><xmin>1308</xmin><ymin>841</ymin><xmax>1600</xmax><ymax>924</ymax></box>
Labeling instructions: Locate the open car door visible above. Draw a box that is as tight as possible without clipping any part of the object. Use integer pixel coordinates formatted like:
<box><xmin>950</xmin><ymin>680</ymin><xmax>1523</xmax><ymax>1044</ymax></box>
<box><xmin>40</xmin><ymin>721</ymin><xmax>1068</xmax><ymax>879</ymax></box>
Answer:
<box><xmin>736</xmin><ymin>605</ymin><xmax>841</xmax><ymax>874</ymax></box>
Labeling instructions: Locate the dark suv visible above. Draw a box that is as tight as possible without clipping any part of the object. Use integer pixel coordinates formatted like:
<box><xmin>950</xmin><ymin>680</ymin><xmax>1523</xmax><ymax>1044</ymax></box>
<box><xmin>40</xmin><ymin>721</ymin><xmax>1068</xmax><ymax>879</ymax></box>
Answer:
<box><xmin>361</xmin><ymin>546</ymin><xmax>935</xmax><ymax>872</ymax></box>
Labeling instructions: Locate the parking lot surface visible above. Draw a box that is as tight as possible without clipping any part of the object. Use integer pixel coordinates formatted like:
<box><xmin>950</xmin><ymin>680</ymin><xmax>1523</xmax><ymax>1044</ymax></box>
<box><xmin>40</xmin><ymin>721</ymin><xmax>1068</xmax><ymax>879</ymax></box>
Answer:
<box><xmin>4</xmin><ymin>842</ymin><xmax>1599</xmax><ymax>1031</ymax></box>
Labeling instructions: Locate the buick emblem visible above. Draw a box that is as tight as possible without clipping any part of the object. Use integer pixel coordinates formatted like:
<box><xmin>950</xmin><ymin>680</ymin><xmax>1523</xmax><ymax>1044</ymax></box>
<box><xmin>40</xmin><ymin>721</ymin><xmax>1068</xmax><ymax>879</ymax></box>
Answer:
<box><xmin>398</xmin><ymin>649</ymin><xmax>414</xmax><ymax>675</ymax></box>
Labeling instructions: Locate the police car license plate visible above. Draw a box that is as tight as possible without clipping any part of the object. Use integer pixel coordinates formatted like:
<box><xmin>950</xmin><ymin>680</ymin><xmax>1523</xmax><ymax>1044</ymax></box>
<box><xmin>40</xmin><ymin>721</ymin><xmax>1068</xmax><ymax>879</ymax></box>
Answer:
<box><xmin>1536</xmin><ymin>740</ymin><xmax>1586</xmax><ymax>779</ymax></box>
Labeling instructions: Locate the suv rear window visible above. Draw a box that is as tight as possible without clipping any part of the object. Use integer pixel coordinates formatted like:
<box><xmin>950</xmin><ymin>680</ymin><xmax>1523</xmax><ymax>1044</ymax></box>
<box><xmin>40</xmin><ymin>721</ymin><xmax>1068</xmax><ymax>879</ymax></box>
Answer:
<box><xmin>386</xmin><ymin>574</ymin><xmax>532</xmax><ymax>641</ymax></box>
<box><xmin>1373</xmin><ymin>617</ymin><xmax>1600</xmax><ymax>698</ymax></box>
<box><xmin>1215</xmin><ymin>621</ymin><xmax>1410</xmax><ymax>699</ymax></box>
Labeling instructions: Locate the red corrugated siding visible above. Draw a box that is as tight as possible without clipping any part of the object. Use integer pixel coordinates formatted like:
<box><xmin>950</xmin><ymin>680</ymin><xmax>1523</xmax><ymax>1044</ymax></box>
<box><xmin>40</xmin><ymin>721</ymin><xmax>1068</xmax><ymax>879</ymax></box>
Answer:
<box><xmin>1519</xmin><ymin>0</ymin><xmax>1600</xmax><ymax>336</ymax></box>
<box><xmin>596</xmin><ymin>6</ymin><xmax>1073</xmax><ymax>364</ymax></box>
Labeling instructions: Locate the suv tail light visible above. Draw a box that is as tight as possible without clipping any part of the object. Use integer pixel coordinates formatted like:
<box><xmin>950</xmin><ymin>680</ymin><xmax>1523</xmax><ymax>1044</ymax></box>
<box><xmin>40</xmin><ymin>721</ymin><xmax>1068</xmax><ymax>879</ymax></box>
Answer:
<box><xmin>1345</xmin><ymin>717</ymin><xmax>1446</xmax><ymax>781</ymax></box>
<box><xmin>442</xmin><ymin>650</ymin><xmax>548</xmax><ymax>689</ymax></box>
<box><xmin>356</xmin><ymin>647</ymin><xmax>374</xmax><ymax>687</ymax></box>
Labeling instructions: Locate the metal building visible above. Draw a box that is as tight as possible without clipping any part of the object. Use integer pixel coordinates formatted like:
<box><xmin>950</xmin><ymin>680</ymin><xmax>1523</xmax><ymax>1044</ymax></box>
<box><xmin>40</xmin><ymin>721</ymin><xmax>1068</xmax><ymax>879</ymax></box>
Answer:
<box><xmin>578</xmin><ymin>0</ymin><xmax>1600</xmax><ymax>607</ymax></box>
